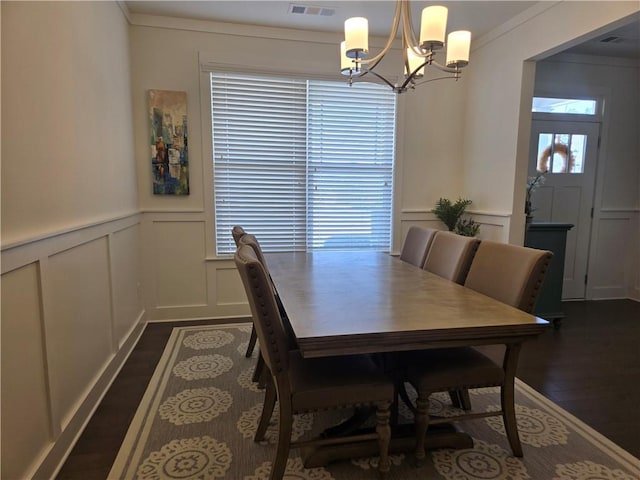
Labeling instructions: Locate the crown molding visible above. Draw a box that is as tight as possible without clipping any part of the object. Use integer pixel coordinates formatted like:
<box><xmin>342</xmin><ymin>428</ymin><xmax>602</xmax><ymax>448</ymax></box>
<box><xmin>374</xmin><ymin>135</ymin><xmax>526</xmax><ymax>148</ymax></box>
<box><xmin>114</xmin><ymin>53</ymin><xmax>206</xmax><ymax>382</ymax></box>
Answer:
<box><xmin>128</xmin><ymin>12</ymin><xmax>343</xmax><ymax>45</ymax></box>
<box><xmin>471</xmin><ymin>1</ymin><xmax>560</xmax><ymax>52</ymax></box>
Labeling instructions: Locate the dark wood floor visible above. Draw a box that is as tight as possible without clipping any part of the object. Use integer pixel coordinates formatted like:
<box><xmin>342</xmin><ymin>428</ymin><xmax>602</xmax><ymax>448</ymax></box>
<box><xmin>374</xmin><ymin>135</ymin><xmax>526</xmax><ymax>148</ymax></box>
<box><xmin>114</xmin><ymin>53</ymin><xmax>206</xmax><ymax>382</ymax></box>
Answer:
<box><xmin>56</xmin><ymin>300</ymin><xmax>639</xmax><ymax>479</ymax></box>
<box><xmin>518</xmin><ymin>300</ymin><xmax>640</xmax><ymax>458</ymax></box>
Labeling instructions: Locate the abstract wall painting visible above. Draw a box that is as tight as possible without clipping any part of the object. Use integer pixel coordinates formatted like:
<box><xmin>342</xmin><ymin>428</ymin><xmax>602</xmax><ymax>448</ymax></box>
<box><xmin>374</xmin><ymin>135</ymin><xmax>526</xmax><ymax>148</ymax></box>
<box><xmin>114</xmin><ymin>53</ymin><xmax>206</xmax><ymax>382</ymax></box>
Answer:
<box><xmin>149</xmin><ymin>90</ymin><xmax>189</xmax><ymax>195</ymax></box>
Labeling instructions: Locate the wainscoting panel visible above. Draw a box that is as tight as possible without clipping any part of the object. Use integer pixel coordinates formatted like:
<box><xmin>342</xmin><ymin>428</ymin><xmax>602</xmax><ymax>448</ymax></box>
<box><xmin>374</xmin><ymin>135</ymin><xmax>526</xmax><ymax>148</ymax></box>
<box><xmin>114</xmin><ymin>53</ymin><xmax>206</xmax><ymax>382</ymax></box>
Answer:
<box><xmin>1</xmin><ymin>263</ymin><xmax>52</xmax><ymax>480</ymax></box>
<box><xmin>0</xmin><ymin>214</ymin><xmax>144</xmax><ymax>479</ymax></box>
<box><xmin>110</xmin><ymin>224</ymin><xmax>143</xmax><ymax>348</ymax></box>
<box><xmin>215</xmin><ymin>263</ymin><xmax>248</xmax><ymax>306</ymax></box>
<box><xmin>465</xmin><ymin>212</ymin><xmax>510</xmax><ymax>242</ymax></box>
<box><xmin>47</xmin><ymin>237</ymin><xmax>114</xmax><ymax>430</ymax></box>
<box><xmin>590</xmin><ymin>212</ymin><xmax>635</xmax><ymax>299</ymax></box>
<box><xmin>151</xmin><ymin>220</ymin><xmax>207</xmax><ymax>308</ymax></box>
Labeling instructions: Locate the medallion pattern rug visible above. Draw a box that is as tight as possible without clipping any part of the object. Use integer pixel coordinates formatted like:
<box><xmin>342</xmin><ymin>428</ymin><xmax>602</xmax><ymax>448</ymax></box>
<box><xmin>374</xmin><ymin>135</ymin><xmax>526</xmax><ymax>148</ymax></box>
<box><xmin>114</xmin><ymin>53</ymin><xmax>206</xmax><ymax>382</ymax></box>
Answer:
<box><xmin>109</xmin><ymin>324</ymin><xmax>640</xmax><ymax>479</ymax></box>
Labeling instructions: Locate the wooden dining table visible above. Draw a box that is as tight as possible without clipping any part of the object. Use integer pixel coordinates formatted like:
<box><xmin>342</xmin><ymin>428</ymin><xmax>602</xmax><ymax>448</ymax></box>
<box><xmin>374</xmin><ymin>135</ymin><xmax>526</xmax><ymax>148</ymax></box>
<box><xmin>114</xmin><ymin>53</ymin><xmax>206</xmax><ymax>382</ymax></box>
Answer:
<box><xmin>265</xmin><ymin>250</ymin><xmax>550</xmax><ymax>465</ymax></box>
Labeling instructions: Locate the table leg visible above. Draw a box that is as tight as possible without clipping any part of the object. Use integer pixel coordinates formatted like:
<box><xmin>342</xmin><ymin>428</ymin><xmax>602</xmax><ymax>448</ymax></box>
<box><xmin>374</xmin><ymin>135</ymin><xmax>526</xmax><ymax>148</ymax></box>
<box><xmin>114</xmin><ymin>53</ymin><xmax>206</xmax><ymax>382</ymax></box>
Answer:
<box><xmin>302</xmin><ymin>423</ymin><xmax>473</xmax><ymax>468</ymax></box>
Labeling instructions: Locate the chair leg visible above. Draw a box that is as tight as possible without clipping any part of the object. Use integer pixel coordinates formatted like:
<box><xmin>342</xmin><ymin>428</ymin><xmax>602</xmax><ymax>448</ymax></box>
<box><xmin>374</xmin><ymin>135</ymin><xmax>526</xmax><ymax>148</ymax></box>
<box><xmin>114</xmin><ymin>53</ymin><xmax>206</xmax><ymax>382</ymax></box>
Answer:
<box><xmin>257</xmin><ymin>360</ymin><xmax>268</xmax><ymax>389</ymax></box>
<box><xmin>448</xmin><ymin>389</ymin><xmax>462</xmax><ymax>408</ymax></box>
<box><xmin>245</xmin><ymin>325</ymin><xmax>258</xmax><ymax>358</ymax></box>
<box><xmin>270</xmin><ymin>400</ymin><xmax>292</xmax><ymax>480</ymax></box>
<box><xmin>414</xmin><ymin>393</ymin><xmax>430</xmax><ymax>466</ymax></box>
<box><xmin>501</xmin><ymin>383</ymin><xmax>522</xmax><ymax>456</ymax></box>
<box><xmin>375</xmin><ymin>401</ymin><xmax>392</xmax><ymax>475</ymax></box>
<box><xmin>502</xmin><ymin>343</ymin><xmax>523</xmax><ymax>457</ymax></box>
<box><xmin>398</xmin><ymin>382</ymin><xmax>417</xmax><ymax>415</ymax></box>
<box><xmin>252</xmin><ymin>351</ymin><xmax>265</xmax><ymax>383</ymax></box>
<box><xmin>255</xmin><ymin>377</ymin><xmax>277</xmax><ymax>442</ymax></box>
<box><xmin>459</xmin><ymin>388</ymin><xmax>472</xmax><ymax>410</ymax></box>
<box><xmin>449</xmin><ymin>388</ymin><xmax>472</xmax><ymax>410</ymax></box>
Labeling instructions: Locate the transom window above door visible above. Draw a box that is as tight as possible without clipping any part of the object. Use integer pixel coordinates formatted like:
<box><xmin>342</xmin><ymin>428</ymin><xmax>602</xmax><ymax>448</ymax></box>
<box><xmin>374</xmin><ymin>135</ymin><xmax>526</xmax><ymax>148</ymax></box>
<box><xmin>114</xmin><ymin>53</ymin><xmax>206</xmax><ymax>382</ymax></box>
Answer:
<box><xmin>532</xmin><ymin>97</ymin><xmax>598</xmax><ymax>115</ymax></box>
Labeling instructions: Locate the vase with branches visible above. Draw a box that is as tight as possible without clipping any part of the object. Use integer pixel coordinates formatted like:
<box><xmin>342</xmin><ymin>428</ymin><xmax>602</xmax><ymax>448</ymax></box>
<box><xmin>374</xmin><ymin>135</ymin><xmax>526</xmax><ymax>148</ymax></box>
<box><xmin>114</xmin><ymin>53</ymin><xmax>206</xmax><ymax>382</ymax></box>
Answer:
<box><xmin>525</xmin><ymin>172</ymin><xmax>546</xmax><ymax>222</ymax></box>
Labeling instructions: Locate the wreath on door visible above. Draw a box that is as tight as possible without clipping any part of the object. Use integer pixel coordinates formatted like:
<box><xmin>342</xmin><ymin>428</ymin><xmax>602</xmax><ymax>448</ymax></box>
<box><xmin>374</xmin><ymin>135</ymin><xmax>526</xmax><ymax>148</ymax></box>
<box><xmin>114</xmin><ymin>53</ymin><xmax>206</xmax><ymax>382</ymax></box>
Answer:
<box><xmin>537</xmin><ymin>143</ymin><xmax>574</xmax><ymax>173</ymax></box>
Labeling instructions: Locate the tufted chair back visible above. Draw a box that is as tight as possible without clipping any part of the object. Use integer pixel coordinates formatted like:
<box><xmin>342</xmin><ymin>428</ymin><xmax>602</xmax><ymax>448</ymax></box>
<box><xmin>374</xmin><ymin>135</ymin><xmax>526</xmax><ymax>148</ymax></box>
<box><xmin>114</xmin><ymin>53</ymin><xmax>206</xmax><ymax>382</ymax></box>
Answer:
<box><xmin>232</xmin><ymin>225</ymin><xmax>247</xmax><ymax>247</ymax></box>
<box><xmin>239</xmin><ymin>234</ymin><xmax>269</xmax><ymax>270</ymax></box>
<box><xmin>464</xmin><ymin>240</ymin><xmax>553</xmax><ymax>313</ymax></box>
<box><xmin>235</xmin><ymin>244</ymin><xmax>290</xmax><ymax>375</ymax></box>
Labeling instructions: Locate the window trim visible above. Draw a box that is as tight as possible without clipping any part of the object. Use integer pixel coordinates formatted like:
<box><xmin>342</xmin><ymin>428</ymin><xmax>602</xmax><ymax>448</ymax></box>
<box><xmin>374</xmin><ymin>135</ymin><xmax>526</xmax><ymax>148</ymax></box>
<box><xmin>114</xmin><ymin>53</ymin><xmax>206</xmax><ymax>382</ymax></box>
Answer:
<box><xmin>532</xmin><ymin>94</ymin><xmax>604</xmax><ymax>123</ymax></box>
<box><xmin>209</xmin><ymin>71</ymin><xmax>397</xmax><ymax>255</ymax></box>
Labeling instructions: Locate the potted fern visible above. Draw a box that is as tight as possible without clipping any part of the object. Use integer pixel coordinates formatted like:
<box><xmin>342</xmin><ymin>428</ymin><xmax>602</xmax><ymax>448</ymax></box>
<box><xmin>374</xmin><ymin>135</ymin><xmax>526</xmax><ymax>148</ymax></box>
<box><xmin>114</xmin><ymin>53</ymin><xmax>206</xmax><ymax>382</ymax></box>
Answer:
<box><xmin>433</xmin><ymin>197</ymin><xmax>480</xmax><ymax>237</ymax></box>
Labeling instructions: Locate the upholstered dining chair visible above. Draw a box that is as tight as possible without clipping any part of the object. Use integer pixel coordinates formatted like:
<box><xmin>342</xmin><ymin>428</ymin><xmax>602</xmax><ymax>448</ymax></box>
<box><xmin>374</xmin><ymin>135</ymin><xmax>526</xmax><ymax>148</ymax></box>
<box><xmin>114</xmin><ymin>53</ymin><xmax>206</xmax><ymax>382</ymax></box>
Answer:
<box><xmin>405</xmin><ymin>241</ymin><xmax>552</xmax><ymax>464</ymax></box>
<box><xmin>238</xmin><ymin>233</ymin><xmax>298</xmax><ymax>384</ymax></box>
<box><xmin>390</xmin><ymin>231</ymin><xmax>481</xmax><ymax>414</ymax></box>
<box><xmin>399</xmin><ymin>226</ymin><xmax>437</xmax><ymax>268</ymax></box>
<box><xmin>234</xmin><ymin>244</ymin><xmax>394</xmax><ymax>480</ymax></box>
<box><xmin>232</xmin><ymin>225</ymin><xmax>247</xmax><ymax>247</ymax></box>
<box><xmin>423</xmin><ymin>231</ymin><xmax>480</xmax><ymax>285</ymax></box>
<box><xmin>231</xmin><ymin>226</ymin><xmax>260</xmax><ymax>359</ymax></box>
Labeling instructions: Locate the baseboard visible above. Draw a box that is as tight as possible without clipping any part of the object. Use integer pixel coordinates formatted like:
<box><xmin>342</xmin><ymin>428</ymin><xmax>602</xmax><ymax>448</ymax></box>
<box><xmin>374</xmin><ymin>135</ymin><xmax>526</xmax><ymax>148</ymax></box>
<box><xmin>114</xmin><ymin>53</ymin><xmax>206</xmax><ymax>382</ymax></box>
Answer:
<box><xmin>146</xmin><ymin>315</ymin><xmax>252</xmax><ymax>324</ymax></box>
<box><xmin>589</xmin><ymin>286</ymin><xmax>629</xmax><ymax>300</ymax></box>
<box><xmin>31</xmin><ymin>314</ymin><xmax>147</xmax><ymax>480</ymax></box>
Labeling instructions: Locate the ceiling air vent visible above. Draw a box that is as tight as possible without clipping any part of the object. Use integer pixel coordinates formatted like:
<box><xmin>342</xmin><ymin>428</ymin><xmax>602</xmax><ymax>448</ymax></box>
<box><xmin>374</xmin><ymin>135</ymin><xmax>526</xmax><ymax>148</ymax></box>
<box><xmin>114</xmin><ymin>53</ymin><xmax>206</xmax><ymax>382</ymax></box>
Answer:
<box><xmin>289</xmin><ymin>4</ymin><xmax>335</xmax><ymax>17</ymax></box>
<box><xmin>599</xmin><ymin>36</ymin><xmax>625</xmax><ymax>44</ymax></box>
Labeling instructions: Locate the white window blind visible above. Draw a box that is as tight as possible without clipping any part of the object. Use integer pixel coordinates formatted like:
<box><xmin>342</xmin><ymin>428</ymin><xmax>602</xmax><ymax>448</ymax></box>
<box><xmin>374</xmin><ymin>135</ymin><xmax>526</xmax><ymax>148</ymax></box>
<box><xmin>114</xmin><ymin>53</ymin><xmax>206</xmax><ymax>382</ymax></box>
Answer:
<box><xmin>211</xmin><ymin>72</ymin><xmax>396</xmax><ymax>255</ymax></box>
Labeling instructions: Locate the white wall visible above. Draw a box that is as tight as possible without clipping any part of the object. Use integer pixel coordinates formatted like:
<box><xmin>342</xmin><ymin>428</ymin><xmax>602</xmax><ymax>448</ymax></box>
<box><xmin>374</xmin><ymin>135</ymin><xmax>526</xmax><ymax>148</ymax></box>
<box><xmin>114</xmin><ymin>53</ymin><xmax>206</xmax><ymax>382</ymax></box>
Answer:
<box><xmin>461</xmin><ymin>1</ymin><xmax>640</xmax><ymax>245</ymax></box>
<box><xmin>534</xmin><ymin>53</ymin><xmax>640</xmax><ymax>300</ymax></box>
<box><xmin>1</xmin><ymin>2</ymin><xmax>138</xmax><ymax>246</ymax></box>
<box><xmin>1</xmin><ymin>3</ymin><xmax>143</xmax><ymax>479</ymax></box>
<box><xmin>128</xmin><ymin>16</ymin><xmax>467</xmax><ymax>320</ymax></box>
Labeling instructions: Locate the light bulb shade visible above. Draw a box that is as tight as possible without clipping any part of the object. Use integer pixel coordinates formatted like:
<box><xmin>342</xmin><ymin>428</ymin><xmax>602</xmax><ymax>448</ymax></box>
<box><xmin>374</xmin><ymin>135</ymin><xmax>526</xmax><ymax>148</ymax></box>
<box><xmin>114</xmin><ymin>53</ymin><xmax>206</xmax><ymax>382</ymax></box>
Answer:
<box><xmin>446</xmin><ymin>30</ymin><xmax>471</xmax><ymax>68</ymax></box>
<box><xmin>420</xmin><ymin>6</ymin><xmax>447</xmax><ymax>50</ymax></box>
<box><xmin>405</xmin><ymin>48</ymin><xmax>425</xmax><ymax>77</ymax></box>
<box><xmin>340</xmin><ymin>41</ymin><xmax>352</xmax><ymax>75</ymax></box>
<box><xmin>345</xmin><ymin>17</ymin><xmax>368</xmax><ymax>58</ymax></box>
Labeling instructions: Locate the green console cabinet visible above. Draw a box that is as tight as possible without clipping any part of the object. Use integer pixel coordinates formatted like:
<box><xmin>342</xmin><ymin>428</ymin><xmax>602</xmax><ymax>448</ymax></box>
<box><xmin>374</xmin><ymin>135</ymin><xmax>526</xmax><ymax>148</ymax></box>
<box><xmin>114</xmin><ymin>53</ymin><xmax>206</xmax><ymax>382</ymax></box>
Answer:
<box><xmin>524</xmin><ymin>222</ymin><xmax>573</xmax><ymax>326</ymax></box>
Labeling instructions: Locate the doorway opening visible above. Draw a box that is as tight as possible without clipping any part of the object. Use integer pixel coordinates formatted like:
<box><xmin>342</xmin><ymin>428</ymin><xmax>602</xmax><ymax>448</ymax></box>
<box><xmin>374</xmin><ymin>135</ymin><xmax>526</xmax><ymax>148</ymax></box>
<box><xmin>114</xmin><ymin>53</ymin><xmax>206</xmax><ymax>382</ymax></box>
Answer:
<box><xmin>528</xmin><ymin>96</ymin><xmax>602</xmax><ymax>300</ymax></box>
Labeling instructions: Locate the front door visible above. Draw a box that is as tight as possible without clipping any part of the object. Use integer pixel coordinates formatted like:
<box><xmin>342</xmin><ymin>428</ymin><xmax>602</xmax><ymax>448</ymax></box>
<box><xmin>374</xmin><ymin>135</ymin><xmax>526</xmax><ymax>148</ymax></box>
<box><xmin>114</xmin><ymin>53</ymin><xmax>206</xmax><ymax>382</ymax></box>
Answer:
<box><xmin>528</xmin><ymin>119</ymin><xmax>600</xmax><ymax>299</ymax></box>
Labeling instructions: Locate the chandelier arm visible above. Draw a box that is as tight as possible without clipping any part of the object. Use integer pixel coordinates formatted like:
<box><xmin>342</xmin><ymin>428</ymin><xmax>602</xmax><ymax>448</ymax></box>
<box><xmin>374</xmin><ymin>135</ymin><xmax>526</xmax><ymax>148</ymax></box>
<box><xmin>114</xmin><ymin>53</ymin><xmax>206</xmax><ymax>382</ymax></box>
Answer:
<box><xmin>359</xmin><ymin>68</ymin><xmax>401</xmax><ymax>91</ymax></box>
<box><xmin>412</xmin><ymin>74</ymin><xmax>462</xmax><ymax>88</ymax></box>
<box><xmin>400</xmin><ymin>59</ymin><xmax>429</xmax><ymax>91</ymax></box>
<box><xmin>401</xmin><ymin>30</ymin><xmax>410</xmax><ymax>81</ymax></box>
<box><xmin>360</xmin><ymin>0</ymin><xmax>402</xmax><ymax>65</ymax></box>
<box><xmin>403</xmin><ymin>3</ymin><xmax>437</xmax><ymax>62</ymax></box>
<box><xmin>402</xmin><ymin>0</ymin><xmax>422</xmax><ymax>57</ymax></box>
<box><xmin>429</xmin><ymin>60</ymin><xmax>462</xmax><ymax>75</ymax></box>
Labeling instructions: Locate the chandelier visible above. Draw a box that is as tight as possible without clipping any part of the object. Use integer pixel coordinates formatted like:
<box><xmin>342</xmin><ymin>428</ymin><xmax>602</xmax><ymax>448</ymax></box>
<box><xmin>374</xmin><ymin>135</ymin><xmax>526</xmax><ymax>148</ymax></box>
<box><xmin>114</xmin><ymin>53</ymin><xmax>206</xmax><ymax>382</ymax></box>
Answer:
<box><xmin>340</xmin><ymin>1</ymin><xmax>471</xmax><ymax>93</ymax></box>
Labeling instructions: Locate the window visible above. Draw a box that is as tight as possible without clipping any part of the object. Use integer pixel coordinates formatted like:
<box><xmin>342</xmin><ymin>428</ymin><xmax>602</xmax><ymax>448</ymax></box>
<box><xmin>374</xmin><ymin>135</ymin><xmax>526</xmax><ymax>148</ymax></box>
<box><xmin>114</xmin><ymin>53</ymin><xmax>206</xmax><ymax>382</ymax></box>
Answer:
<box><xmin>532</xmin><ymin>97</ymin><xmax>597</xmax><ymax>115</ymax></box>
<box><xmin>211</xmin><ymin>72</ymin><xmax>396</xmax><ymax>255</ymax></box>
<box><xmin>531</xmin><ymin>96</ymin><xmax>599</xmax><ymax>174</ymax></box>
<box><xmin>535</xmin><ymin>133</ymin><xmax>587</xmax><ymax>174</ymax></box>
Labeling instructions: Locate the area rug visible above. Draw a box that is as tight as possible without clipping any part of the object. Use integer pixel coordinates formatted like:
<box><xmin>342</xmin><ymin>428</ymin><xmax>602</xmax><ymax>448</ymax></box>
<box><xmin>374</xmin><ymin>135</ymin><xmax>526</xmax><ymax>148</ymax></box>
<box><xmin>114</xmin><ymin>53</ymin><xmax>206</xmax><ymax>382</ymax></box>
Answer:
<box><xmin>109</xmin><ymin>323</ymin><xmax>640</xmax><ymax>479</ymax></box>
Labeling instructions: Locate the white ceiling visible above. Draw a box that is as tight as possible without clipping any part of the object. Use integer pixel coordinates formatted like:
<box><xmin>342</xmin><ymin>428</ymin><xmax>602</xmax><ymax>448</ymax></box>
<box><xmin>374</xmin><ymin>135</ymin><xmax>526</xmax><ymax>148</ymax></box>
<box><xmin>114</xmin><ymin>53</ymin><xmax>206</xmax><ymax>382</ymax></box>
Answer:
<box><xmin>124</xmin><ymin>1</ymin><xmax>640</xmax><ymax>59</ymax></box>
<box><xmin>124</xmin><ymin>1</ymin><xmax>536</xmax><ymax>38</ymax></box>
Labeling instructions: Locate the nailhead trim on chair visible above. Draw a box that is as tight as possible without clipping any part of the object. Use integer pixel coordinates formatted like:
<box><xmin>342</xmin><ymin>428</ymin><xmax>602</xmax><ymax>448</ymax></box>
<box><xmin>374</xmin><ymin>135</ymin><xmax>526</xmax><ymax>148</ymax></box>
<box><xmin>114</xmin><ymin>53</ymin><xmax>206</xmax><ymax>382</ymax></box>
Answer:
<box><xmin>523</xmin><ymin>253</ymin><xmax>551</xmax><ymax>313</ymax></box>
